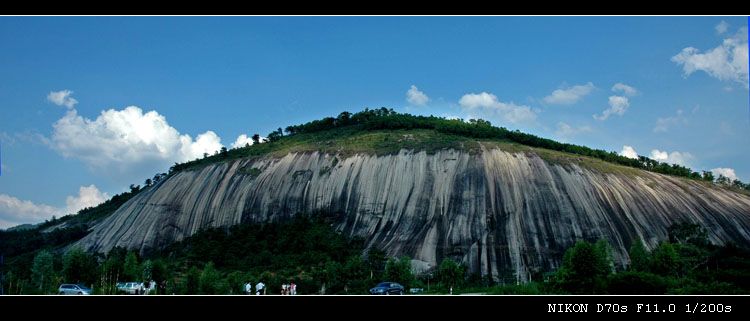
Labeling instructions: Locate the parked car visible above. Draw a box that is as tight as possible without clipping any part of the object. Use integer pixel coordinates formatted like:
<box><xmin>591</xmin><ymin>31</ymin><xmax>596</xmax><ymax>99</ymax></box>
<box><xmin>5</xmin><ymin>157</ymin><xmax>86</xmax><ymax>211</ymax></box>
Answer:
<box><xmin>369</xmin><ymin>282</ymin><xmax>404</xmax><ymax>295</ymax></box>
<box><xmin>117</xmin><ymin>282</ymin><xmax>141</xmax><ymax>294</ymax></box>
<box><xmin>58</xmin><ymin>284</ymin><xmax>92</xmax><ymax>295</ymax></box>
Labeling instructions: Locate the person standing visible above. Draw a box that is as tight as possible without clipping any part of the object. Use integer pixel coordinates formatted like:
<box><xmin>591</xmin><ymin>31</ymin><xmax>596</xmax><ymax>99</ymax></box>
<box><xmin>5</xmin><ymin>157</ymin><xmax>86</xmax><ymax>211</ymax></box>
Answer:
<box><xmin>245</xmin><ymin>281</ymin><xmax>252</xmax><ymax>295</ymax></box>
<box><xmin>290</xmin><ymin>281</ymin><xmax>296</xmax><ymax>295</ymax></box>
<box><xmin>256</xmin><ymin>281</ymin><xmax>265</xmax><ymax>295</ymax></box>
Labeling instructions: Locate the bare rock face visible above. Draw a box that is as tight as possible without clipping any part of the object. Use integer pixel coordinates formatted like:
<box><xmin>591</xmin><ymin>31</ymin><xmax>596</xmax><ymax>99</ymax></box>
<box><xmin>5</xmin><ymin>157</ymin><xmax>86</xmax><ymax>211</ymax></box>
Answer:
<box><xmin>75</xmin><ymin>149</ymin><xmax>750</xmax><ymax>282</ymax></box>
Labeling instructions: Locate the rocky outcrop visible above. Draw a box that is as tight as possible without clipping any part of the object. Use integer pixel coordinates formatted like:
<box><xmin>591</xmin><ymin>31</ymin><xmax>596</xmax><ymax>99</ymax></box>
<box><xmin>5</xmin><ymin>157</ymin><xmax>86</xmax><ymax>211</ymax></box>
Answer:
<box><xmin>75</xmin><ymin>148</ymin><xmax>750</xmax><ymax>282</ymax></box>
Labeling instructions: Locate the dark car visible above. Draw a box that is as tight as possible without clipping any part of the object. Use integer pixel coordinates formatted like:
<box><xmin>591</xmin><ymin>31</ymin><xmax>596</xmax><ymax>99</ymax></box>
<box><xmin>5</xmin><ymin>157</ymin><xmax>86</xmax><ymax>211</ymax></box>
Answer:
<box><xmin>369</xmin><ymin>282</ymin><xmax>404</xmax><ymax>295</ymax></box>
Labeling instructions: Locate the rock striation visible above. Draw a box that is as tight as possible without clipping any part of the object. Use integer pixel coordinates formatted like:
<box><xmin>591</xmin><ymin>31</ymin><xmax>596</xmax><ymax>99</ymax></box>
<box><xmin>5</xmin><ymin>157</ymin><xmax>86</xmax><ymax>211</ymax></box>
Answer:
<box><xmin>76</xmin><ymin>148</ymin><xmax>750</xmax><ymax>281</ymax></box>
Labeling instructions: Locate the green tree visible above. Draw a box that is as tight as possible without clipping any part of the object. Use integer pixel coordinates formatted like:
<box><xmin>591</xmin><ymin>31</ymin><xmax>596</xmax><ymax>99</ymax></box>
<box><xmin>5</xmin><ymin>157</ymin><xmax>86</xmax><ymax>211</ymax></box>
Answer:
<box><xmin>342</xmin><ymin>255</ymin><xmax>368</xmax><ymax>294</ymax></box>
<box><xmin>62</xmin><ymin>247</ymin><xmax>98</xmax><ymax>286</ymax></box>
<box><xmin>185</xmin><ymin>266</ymin><xmax>201</xmax><ymax>294</ymax></box>
<box><xmin>556</xmin><ymin>240</ymin><xmax>613</xmax><ymax>294</ymax></box>
<box><xmin>267</xmin><ymin>128</ymin><xmax>284</xmax><ymax>142</ymax></box>
<box><xmin>251</xmin><ymin>134</ymin><xmax>260</xmax><ymax>144</ymax></box>
<box><xmin>337</xmin><ymin>111</ymin><xmax>352</xmax><ymax>126</ymax></box>
<box><xmin>123</xmin><ymin>252</ymin><xmax>140</xmax><ymax>281</ymax></box>
<box><xmin>384</xmin><ymin>256</ymin><xmax>414</xmax><ymax>287</ymax></box>
<box><xmin>103</xmin><ymin>247</ymin><xmax>126</xmax><ymax>282</ymax></box>
<box><xmin>151</xmin><ymin>260</ymin><xmax>169</xmax><ymax>294</ymax></box>
<box><xmin>366</xmin><ymin>249</ymin><xmax>386</xmax><ymax>280</ymax></box>
<box><xmin>438</xmin><ymin>258</ymin><xmax>465</xmax><ymax>289</ymax></box>
<box><xmin>224</xmin><ymin>271</ymin><xmax>248</xmax><ymax>295</ymax></box>
<box><xmin>142</xmin><ymin>259</ymin><xmax>153</xmax><ymax>283</ymax></box>
<box><xmin>199</xmin><ymin>262</ymin><xmax>221</xmax><ymax>294</ymax></box>
<box><xmin>594</xmin><ymin>239</ymin><xmax>614</xmax><ymax>274</ymax></box>
<box><xmin>668</xmin><ymin>223</ymin><xmax>708</xmax><ymax>246</ymax></box>
<box><xmin>31</xmin><ymin>250</ymin><xmax>56</xmax><ymax>293</ymax></box>
<box><xmin>650</xmin><ymin>242</ymin><xmax>680</xmax><ymax>276</ymax></box>
<box><xmin>628</xmin><ymin>241</ymin><xmax>650</xmax><ymax>272</ymax></box>
<box><xmin>321</xmin><ymin>260</ymin><xmax>343</xmax><ymax>294</ymax></box>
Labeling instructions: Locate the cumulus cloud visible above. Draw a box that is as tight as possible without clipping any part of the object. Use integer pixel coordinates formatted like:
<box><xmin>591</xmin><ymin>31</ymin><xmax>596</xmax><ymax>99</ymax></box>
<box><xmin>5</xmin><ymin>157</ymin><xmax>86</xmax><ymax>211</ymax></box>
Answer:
<box><xmin>712</xmin><ymin>167</ymin><xmax>738</xmax><ymax>181</ymax></box>
<box><xmin>65</xmin><ymin>185</ymin><xmax>109</xmax><ymax>214</ymax></box>
<box><xmin>47</xmin><ymin>90</ymin><xmax>78</xmax><ymax>109</ymax></box>
<box><xmin>459</xmin><ymin>92</ymin><xmax>536</xmax><ymax>124</ymax></box>
<box><xmin>672</xmin><ymin>27</ymin><xmax>749</xmax><ymax>88</ymax></box>
<box><xmin>406</xmin><ymin>85</ymin><xmax>430</xmax><ymax>106</ymax></box>
<box><xmin>716</xmin><ymin>20</ymin><xmax>729</xmax><ymax>35</ymax></box>
<box><xmin>611</xmin><ymin>83</ymin><xmax>638</xmax><ymax>96</ymax></box>
<box><xmin>543</xmin><ymin>82</ymin><xmax>595</xmax><ymax>105</ymax></box>
<box><xmin>620</xmin><ymin>145</ymin><xmax>639</xmax><ymax>159</ymax></box>
<box><xmin>649</xmin><ymin>149</ymin><xmax>694</xmax><ymax>166</ymax></box>
<box><xmin>0</xmin><ymin>185</ymin><xmax>107</xmax><ymax>229</ymax></box>
<box><xmin>555</xmin><ymin>122</ymin><xmax>592</xmax><ymax>140</ymax></box>
<box><xmin>231</xmin><ymin>134</ymin><xmax>259</xmax><ymax>149</ymax></box>
<box><xmin>0</xmin><ymin>194</ymin><xmax>60</xmax><ymax>229</ymax></box>
<box><xmin>653</xmin><ymin>109</ymin><xmax>688</xmax><ymax>133</ymax></box>
<box><xmin>179</xmin><ymin>131</ymin><xmax>223</xmax><ymax>160</ymax></box>
<box><xmin>50</xmin><ymin>106</ymin><xmax>224</xmax><ymax>173</ymax></box>
<box><xmin>593</xmin><ymin>96</ymin><xmax>629</xmax><ymax>120</ymax></box>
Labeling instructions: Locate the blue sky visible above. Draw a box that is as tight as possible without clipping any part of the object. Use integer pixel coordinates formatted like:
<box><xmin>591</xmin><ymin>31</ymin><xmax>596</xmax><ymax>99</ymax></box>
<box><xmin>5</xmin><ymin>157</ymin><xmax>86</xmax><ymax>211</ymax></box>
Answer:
<box><xmin>0</xmin><ymin>16</ymin><xmax>748</xmax><ymax>228</ymax></box>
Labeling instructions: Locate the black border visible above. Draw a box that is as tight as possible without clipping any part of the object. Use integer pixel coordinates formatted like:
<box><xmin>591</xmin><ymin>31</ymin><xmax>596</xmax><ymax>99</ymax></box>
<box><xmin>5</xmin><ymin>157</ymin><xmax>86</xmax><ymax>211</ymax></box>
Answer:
<box><xmin>4</xmin><ymin>295</ymin><xmax>748</xmax><ymax>319</ymax></box>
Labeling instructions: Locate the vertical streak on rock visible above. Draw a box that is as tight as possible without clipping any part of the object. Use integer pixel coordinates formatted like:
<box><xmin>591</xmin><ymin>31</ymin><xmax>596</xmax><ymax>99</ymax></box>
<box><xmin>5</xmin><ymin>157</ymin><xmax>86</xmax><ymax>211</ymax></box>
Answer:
<box><xmin>75</xmin><ymin>149</ymin><xmax>750</xmax><ymax>279</ymax></box>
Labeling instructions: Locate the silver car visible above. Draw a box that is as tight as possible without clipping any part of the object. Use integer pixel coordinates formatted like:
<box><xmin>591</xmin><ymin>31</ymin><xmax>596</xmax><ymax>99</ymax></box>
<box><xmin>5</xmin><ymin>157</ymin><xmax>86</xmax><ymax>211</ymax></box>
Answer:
<box><xmin>58</xmin><ymin>284</ymin><xmax>92</xmax><ymax>295</ymax></box>
<box><xmin>117</xmin><ymin>282</ymin><xmax>141</xmax><ymax>294</ymax></box>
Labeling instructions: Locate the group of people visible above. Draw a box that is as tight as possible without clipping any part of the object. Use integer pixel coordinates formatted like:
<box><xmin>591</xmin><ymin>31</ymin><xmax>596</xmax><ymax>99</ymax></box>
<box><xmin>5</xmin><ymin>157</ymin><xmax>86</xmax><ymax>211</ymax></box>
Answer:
<box><xmin>242</xmin><ymin>281</ymin><xmax>296</xmax><ymax>295</ymax></box>
<box><xmin>280</xmin><ymin>282</ymin><xmax>296</xmax><ymax>295</ymax></box>
<box><xmin>244</xmin><ymin>281</ymin><xmax>265</xmax><ymax>295</ymax></box>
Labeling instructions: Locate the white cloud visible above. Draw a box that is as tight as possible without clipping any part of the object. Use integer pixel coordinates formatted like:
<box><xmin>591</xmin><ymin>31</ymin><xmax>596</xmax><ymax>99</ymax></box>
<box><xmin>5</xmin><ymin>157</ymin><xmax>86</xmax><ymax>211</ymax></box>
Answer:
<box><xmin>180</xmin><ymin>131</ymin><xmax>223</xmax><ymax>160</ymax></box>
<box><xmin>593</xmin><ymin>96</ymin><xmax>629</xmax><ymax>120</ymax></box>
<box><xmin>649</xmin><ymin>149</ymin><xmax>694</xmax><ymax>166</ymax></box>
<box><xmin>459</xmin><ymin>92</ymin><xmax>536</xmax><ymax>124</ymax></box>
<box><xmin>653</xmin><ymin>109</ymin><xmax>688</xmax><ymax>133</ymax></box>
<box><xmin>47</xmin><ymin>90</ymin><xmax>78</xmax><ymax>109</ymax></box>
<box><xmin>231</xmin><ymin>134</ymin><xmax>258</xmax><ymax>149</ymax></box>
<box><xmin>611</xmin><ymin>83</ymin><xmax>638</xmax><ymax>96</ymax></box>
<box><xmin>555</xmin><ymin>122</ymin><xmax>592</xmax><ymax>140</ymax></box>
<box><xmin>406</xmin><ymin>85</ymin><xmax>430</xmax><ymax>106</ymax></box>
<box><xmin>712</xmin><ymin>167</ymin><xmax>738</xmax><ymax>181</ymax></box>
<box><xmin>716</xmin><ymin>20</ymin><xmax>729</xmax><ymax>35</ymax></box>
<box><xmin>0</xmin><ymin>194</ymin><xmax>61</xmax><ymax>229</ymax></box>
<box><xmin>672</xmin><ymin>27</ymin><xmax>749</xmax><ymax>88</ymax></box>
<box><xmin>542</xmin><ymin>82</ymin><xmax>595</xmax><ymax>105</ymax></box>
<box><xmin>650</xmin><ymin>149</ymin><xmax>668</xmax><ymax>161</ymax></box>
<box><xmin>0</xmin><ymin>185</ymin><xmax>109</xmax><ymax>229</ymax></box>
<box><xmin>620</xmin><ymin>145</ymin><xmax>639</xmax><ymax>159</ymax></box>
<box><xmin>50</xmin><ymin>106</ymin><xmax>224</xmax><ymax>173</ymax></box>
<box><xmin>65</xmin><ymin>185</ymin><xmax>109</xmax><ymax>214</ymax></box>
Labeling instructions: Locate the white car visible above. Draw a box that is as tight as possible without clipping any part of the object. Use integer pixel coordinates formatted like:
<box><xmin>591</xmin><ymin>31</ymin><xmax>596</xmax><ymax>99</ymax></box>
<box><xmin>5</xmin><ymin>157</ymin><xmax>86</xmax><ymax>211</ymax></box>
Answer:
<box><xmin>117</xmin><ymin>282</ymin><xmax>141</xmax><ymax>294</ymax></box>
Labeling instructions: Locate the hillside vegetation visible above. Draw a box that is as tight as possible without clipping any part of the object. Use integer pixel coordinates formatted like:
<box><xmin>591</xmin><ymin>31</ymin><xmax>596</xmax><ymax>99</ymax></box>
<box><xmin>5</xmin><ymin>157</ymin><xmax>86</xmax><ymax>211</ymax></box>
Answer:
<box><xmin>4</xmin><ymin>216</ymin><xmax>749</xmax><ymax>295</ymax></box>
<box><xmin>171</xmin><ymin>108</ymin><xmax>750</xmax><ymax>192</ymax></box>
